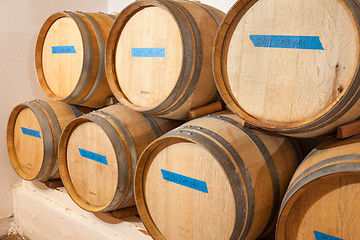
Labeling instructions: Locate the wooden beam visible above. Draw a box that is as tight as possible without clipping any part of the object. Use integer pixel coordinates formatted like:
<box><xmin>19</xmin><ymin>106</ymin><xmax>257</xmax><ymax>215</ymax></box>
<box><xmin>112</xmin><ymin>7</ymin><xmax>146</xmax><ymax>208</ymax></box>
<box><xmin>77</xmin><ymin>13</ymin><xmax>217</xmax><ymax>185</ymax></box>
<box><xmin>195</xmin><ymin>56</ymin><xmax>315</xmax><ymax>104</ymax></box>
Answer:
<box><xmin>43</xmin><ymin>179</ymin><xmax>64</xmax><ymax>189</ymax></box>
<box><xmin>189</xmin><ymin>101</ymin><xmax>223</xmax><ymax>120</ymax></box>
<box><xmin>337</xmin><ymin>120</ymin><xmax>360</xmax><ymax>139</ymax></box>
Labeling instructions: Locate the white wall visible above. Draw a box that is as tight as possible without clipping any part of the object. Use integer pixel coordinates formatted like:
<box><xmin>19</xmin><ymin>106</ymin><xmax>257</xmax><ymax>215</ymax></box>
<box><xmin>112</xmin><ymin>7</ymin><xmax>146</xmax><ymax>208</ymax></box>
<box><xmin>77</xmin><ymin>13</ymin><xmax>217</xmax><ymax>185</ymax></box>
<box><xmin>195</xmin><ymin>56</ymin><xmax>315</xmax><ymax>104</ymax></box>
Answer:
<box><xmin>107</xmin><ymin>0</ymin><xmax>237</xmax><ymax>14</ymax></box>
<box><xmin>108</xmin><ymin>0</ymin><xmax>135</xmax><ymax>13</ymax></box>
<box><xmin>0</xmin><ymin>0</ymin><xmax>108</xmax><ymax>236</ymax></box>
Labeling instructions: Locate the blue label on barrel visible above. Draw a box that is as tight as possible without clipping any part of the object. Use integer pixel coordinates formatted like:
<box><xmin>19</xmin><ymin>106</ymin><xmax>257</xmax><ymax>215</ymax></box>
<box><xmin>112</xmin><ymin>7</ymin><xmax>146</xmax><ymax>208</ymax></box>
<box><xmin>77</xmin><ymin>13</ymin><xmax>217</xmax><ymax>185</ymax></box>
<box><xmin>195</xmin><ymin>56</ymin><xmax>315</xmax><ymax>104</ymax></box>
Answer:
<box><xmin>314</xmin><ymin>230</ymin><xmax>343</xmax><ymax>240</ymax></box>
<box><xmin>52</xmin><ymin>46</ymin><xmax>77</xmax><ymax>54</ymax></box>
<box><xmin>249</xmin><ymin>35</ymin><xmax>324</xmax><ymax>50</ymax></box>
<box><xmin>78</xmin><ymin>148</ymin><xmax>108</xmax><ymax>165</ymax></box>
<box><xmin>161</xmin><ymin>169</ymin><xmax>208</xmax><ymax>193</ymax></box>
<box><xmin>131</xmin><ymin>48</ymin><xmax>165</xmax><ymax>57</ymax></box>
<box><xmin>21</xmin><ymin>127</ymin><xmax>41</xmax><ymax>138</ymax></box>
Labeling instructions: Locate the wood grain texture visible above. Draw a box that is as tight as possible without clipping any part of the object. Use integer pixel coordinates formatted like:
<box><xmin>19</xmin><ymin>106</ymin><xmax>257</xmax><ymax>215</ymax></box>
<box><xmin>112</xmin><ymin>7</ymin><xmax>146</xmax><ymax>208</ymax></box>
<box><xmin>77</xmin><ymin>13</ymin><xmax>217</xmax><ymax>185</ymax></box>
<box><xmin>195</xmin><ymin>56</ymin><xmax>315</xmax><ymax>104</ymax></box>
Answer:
<box><xmin>106</xmin><ymin>0</ymin><xmax>225</xmax><ymax>119</ymax></box>
<box><xmin>67</xmin><ymin>122</ymin><xmax>119</xmax><ymax>208</ymax></box>
<box><xmin>189</xmin><ymin>101</ymin><xmax>223</xmax><ymax>119</ymax></box>
<box><xmin>12</xmin><ymin>108</ymin><xmax>44</xmax><ymax>180</ymax></box>
<box><xmin>36</xmin><ymin>12</ymin><xmax>114</xmax><ymax>108</ymax></box>
<box><xmin>7</xmin><ymin>99</ymin><xmax>79</xmax><ymax>181</ymax></box>
<box><xmin>115</xmin><ymin>6</ymin><xmax>183</xmax><ymax>108</ymax></box>
<box><xmin>146</xmin><ymin>143</ymin><xmax>236</xmax><ymax>240</ymax></box>
<box><xmin>42</xmin><ymin>17</ymin><xmax>84</xmax><ymax>98</ymax></box>
<box><xmin>277</xmin><ymin>137</ymin><xmax>360</xmax><ymax>240</ymax></box>
<box><xmin>58</xmin><ymin>104</ymin><xmax>180</xmax><ymax>212</ymax></box>
<box><xmin>43</xmin><ymin>179</ymin><xmax>64</xmax><ymax>189</ymax></box>
<box><xmin>213</xmin><ymin>0</ymin><xmax>360</xmax><ymax>137</ymax></box>
<box><xmin>134</xmin><ymin>111</ymin><xmax>300</xmax><ymax>240</ymax></box>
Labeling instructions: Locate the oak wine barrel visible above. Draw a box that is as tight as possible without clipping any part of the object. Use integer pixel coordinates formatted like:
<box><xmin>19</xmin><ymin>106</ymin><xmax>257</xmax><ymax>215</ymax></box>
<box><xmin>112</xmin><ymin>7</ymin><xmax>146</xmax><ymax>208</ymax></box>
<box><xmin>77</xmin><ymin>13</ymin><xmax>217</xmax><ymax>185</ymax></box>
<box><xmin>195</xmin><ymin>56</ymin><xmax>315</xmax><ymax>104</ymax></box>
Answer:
<box><xmin>58</xmin><ymin>104</ymin><xmax>180</xmax><ymax>212</ymax></box>
<box><xmin>213</xmin><ymin>0</ymin><xmax>360</xmax><ymax>137</ymax></box>
<box><xmin>277</xmin><ymin>136</ymin><xmax>360</xmax><ymax>240</ymax></box>
<box><xmin>7</xmin><ymin>99</ymin><xmax>89</xmax><ymax>181</ymax></box>
<box><xmin>35</xmin><ymin>11</ymin><xmax>116</xmax><ymax>108</ymax></box>
<box><xmin>106</xmin><ymin>0</ymin><xmax>224</xmax><ymax>119</ymax></box>
<box><xmin>134</xmin><ymin>112</ymin><xmax>300</xmax><ymax>240</ymax></box>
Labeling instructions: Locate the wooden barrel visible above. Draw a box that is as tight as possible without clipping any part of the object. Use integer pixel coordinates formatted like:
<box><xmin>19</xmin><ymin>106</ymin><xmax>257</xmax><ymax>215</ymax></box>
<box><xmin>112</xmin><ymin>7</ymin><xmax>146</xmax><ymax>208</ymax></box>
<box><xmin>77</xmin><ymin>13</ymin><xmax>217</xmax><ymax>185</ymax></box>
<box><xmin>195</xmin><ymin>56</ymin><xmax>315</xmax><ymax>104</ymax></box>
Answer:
<box><xmin>35</xmin><ymin>11</ymin><xmax>116</xmax><ymax>108</ymax></box>
<box><xmin>58</xmin><ymin>104</ymin><xmax>180</xmax><ymax>212</ymax></box>
<box><xmin>277</xmin><ymin>136</ymin><xmax>360</xmax><ymax>240</ymax></box>
<box><xmin>106</xmin><ymin>0</ymin><xmax>224</xmax><ymax>119</ymax></box>
<box><xmin>7</xmin><ymin>99</ymin><xmax>88</xmax><ymax>181</ymax></box>
<box><xmin>134</xmin><ymin>111</ymin><xmax>300</xmax><ymax>240</ymax></box>
<box><xmin>213</xmin><ymin>0</ymin><xmax>360</xmax><ymax>137</ymax></box>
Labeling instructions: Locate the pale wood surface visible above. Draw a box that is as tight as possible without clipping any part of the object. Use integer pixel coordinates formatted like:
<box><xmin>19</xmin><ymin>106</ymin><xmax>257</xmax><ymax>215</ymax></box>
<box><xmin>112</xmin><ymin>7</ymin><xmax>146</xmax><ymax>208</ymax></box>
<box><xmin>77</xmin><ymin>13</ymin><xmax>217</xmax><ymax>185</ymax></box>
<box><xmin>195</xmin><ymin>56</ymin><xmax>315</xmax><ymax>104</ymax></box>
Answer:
<box><xmin>67</xmin><ymin>122</ymin><xmax>119</xmax><ymax>208</ymax></box>
<box><xmin>101</xmin><ymin>105</ymin><xmax>159</xmax><ymax>158</ymax></box>
<box><xmin>43</xmin><ymin>98</ymin><xmax>79</xmax><ymax>130</ymax></box>
<box><xmin>135</xmin><ymin>112</ymin><xmax>299</xmax><ymax>239</ymax></box>
<box><xmin>284</xmin><ymin>173</ymin><xmax>360</xmax><ymax>240</ymax></box>
<box><xmin>7</xmin><ymin>99</ymin><xmax>78</xmax><ymax>181</ymax></box>
<box><xmin>37</xmin><ymin>12</ymin><xmax>114</xmax><ymax>108</ymax></box>
<box><xmin>291</xmin><ymin>137</ymin><xmax>360</xmax><ymax>183</ymax></box>
<box><xmin>115</xmin><ymin>6</ymin><xmax>183</xmax><ymax>108</ymax></box>
<box><xmin>107</xmin><ymin>0</ymin><xmax>224</xmax><ymax>119</ymax></box>
<box><xmin>13</xmin><ymin>108</ymin><xmax>44</xmax><ymax>180</ymax></box>
<box><xmin>144</xmin><ymin>143</ymin><xmax>236</xmax><ymax>240</ymax></box>
<box><xmin>227</xmin><ymin>0</ymin><xmax>359</xmax><ymax>124</ymax></box>
<box><xmin>42</xmin><ymin>17</ymin><xmax>84</xmax><ymax>98</ymax></box>
<box><xmin>214</xmin><ymin>0</ymin><xmax>360</xmax><ymax>135</ymax></box>
<box><xmin>277</xmin><ymin>137</ymin><xmax>360</xmax><ymax>240</ymax></box>
<box><xmin>59</xmin><ymin>104</ymin><xmax>179</xmax><ymax>212</ymax></box>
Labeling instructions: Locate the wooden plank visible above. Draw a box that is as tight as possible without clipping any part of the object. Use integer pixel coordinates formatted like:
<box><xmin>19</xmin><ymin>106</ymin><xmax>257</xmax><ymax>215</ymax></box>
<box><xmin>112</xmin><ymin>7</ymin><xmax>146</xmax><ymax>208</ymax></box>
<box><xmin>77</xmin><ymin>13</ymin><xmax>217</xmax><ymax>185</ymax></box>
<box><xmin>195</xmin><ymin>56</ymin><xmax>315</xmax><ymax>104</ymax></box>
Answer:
<box><xmin>337</xmin><ymin>119</ymin><xmax>360</xmax><ymax>139</ymax></box>
<box><xmin>109</xmin><ymin>207</ymin><xmax>139</xmax><ymax>219</ymax></box>
<box><xmin>44</xmin><ymin>179</ymin><xmax>64</xmax><ymax>189</ymax></box>
<box><xmin>93</xmin><ymin>207</ymin><xmax>139</xmax><ymax>223</ymax></box>
<box><xmin>188</xmin><ymin>101</ymin><xmax>223</xmax><ymax>119</ymax></box>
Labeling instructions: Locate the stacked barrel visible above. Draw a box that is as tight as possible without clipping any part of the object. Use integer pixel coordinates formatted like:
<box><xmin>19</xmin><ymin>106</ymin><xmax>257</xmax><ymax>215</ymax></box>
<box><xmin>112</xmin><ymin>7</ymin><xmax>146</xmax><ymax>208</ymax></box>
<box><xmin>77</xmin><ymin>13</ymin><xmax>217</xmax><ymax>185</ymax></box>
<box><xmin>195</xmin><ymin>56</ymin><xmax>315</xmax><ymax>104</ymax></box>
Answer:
<box><xmin>7</xmin><ymin>11</ymin><xmax>116</xmax><ymax>182</ymax></box>
<box><xmin>6</xmin><ymin>0</ymin><xmax>360</xmax><ymax>239</ymax></box>
<box><xmin>211</xmin><ymin>0</ymin><xmax>360</xmax><ymax>239</ymax></box>
<box><xmin>35</xmin><ymin>11</ymin><xmax>116</xmax><ymax>108</ymax></box>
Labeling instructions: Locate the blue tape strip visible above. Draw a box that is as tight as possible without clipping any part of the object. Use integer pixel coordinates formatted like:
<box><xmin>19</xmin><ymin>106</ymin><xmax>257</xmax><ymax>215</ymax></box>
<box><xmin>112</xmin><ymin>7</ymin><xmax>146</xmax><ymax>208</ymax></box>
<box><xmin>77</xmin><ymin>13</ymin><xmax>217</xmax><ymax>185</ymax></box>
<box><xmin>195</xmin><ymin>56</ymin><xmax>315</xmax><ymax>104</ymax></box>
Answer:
<box><xmin>78</xmin><ymin>148</ymin><xmax>108</xmax><ymax>165</ymax></box>
<box><xmin>21</xmin><ymin>127</ymin><xmax>41</xmax><ymax>138</ymax></box>
<box><xmin>249</xmin><ymin>35</ymin><xmax>324</xmax><ymax>50</ymax></box>
<box><xmin>314</xmin><ymin>231</ymin><xmax>343</xmax><ymax>240</ymax></box>
<box><xmin>52</xmin><ymin>46</ymin><xmax>77</xmax><ymax>54</ymax></box>
<box><xmin>161</xmin><ymin>169</ymin><xmax>208</xmax><ymax>193</ymax></box>
<box><xmin>131</xmin><ymin>48</ymin><xmax>165</xmax><ymax>57</ymax></box>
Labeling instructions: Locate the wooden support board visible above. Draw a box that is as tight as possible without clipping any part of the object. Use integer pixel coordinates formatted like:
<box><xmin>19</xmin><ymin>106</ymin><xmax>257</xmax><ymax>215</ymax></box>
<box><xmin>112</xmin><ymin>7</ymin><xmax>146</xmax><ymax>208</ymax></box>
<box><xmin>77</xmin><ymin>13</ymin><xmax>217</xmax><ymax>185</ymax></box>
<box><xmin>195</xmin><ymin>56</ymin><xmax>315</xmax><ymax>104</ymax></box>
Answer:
<box><xmin>43</xmin><ymin>179</ymin><xmax>64</xmax><ymax>189</ymax></box>
<box><xmin>93</xmin><ymin>207</ymin><xmax>140</xmax><ymax>223</ymax></box>
<box><xmin>188</xmin><ymin>101</ymin><xmax>224</xmax><ymax>120</ymax></box>
<box><xmin>337</xmin><ymin>119</ymin><xmax>360</xmax><ymax>138</ymax></box>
